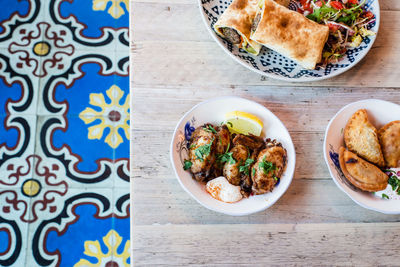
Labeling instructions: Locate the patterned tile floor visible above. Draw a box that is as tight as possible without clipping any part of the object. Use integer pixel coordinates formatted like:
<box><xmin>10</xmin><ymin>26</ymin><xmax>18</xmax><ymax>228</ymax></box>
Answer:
<box><xmin>0</xmin><ymin>0</ymin><xmax>130</xmax><ymax>266</ymax></box>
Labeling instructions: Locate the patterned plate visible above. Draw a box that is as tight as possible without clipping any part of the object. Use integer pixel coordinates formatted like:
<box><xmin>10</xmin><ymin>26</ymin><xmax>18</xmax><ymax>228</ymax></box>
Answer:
<box><xmin>324</xmin><ymin>99</ymin><xmax>400</xmax><ymax>214</ymax></box>
<box><xmin>170</xmin><ymin>96</ymin><xmax>296</xmax><ymax>216</ymax></box>
<box><xmin>199</xmin><ymin>0</ymin><xmax>380</xmax><ymax>81</ymax></box>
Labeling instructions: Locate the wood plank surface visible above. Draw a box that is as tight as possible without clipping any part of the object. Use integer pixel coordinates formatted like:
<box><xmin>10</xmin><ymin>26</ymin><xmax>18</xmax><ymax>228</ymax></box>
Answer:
<box><xmin>130</xmin><ymin>0</ymin><xmax>400</xmax><ymax>265</ymax></box>
<box><xmin>134</xmin><ymin>223</ymin><xmax>400</xmax><ymax>266</ymax></box>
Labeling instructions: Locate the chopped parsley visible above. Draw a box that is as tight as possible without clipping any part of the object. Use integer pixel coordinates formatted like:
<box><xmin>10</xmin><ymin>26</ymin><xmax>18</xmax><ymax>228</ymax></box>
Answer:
<box><xmin>227</xmin><ymin>121</ymin><xmax>233</xmax><ymax>128</ymax></box>
<box><xmin>183</xmin><ymin>160</ymin><xmax>192</xmax><ymax>170</ymax></box>
<box><xmin>203</xmin><ymin>125</ymin><xmax>217</xmax><ymax>134</ymax></box>
<box><xmin>252</xmin><ymin>167</ymin><xmax>256</xmax><ymax>177</ymax></box>
<box><xmin>258</xmin><ymin>156</ymin><xmax>276</xmax><ymax>175</ymax></box>
<box><xmin>194</xmin><ymin>139</ymin><xmax>214</xmax><ymax>161</ymax></box>
<box><xmin>382</xmin><ymin>193</ymin><xmax>389</xmax><ymax>200</ymax></box>
<box><xmin>239</xmin><ymin>158</ymin><xmax>255</xmax><ymax>176</ymax></box>
<box><xmin>217</xmin><ymin>143</ymin><xmax>236</xmax><ymax>165</ymax></box>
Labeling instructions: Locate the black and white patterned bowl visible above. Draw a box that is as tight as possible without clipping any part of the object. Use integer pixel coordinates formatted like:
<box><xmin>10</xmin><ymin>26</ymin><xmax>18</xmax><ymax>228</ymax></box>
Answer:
<box><xmin>199</xmin><ymin>0</ymin><xmax>380</xmax><ymax>82</ymax></box>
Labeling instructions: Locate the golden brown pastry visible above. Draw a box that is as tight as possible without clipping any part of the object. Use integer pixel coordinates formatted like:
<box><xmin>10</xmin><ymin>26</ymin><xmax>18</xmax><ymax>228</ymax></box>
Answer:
<box><xmin>339</xmin><ymin>147</ymin><xmax>388</xmax><ymax>192</ymax></box>
<box><xmin>378</xmin><ymin>120</ymin><xmax>400</xmax><ymax>168</ymax></box>
<box><xmin>344</xmin><ymin>109</ymin><xmax>385</xmax><ymax>167</ymax></box>
<box><xmin>250</xmin><ymin>0</ymin><xmax>329</xmax><ymax>69</ymax></box>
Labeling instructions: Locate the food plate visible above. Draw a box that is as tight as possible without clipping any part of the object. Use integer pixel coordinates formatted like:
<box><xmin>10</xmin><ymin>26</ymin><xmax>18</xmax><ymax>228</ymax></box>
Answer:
<box><xmin>324</xmin><ymin>99</ymin><xmax>400</xmax><ymax>214</ymax></box>
<box><xmin>170</xmin><ymin>96</ymin><xmax>296</xmax><ymax>216</ymax></box>
<box><xmin>199</xmin><ymin>0</ymin><xmax>380</xmax><ymax>82</ymax></box>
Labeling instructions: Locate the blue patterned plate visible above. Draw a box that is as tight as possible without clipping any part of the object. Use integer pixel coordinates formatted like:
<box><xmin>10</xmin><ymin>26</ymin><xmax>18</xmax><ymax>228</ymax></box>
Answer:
<box><xmin>199</xmin><ymin>0</ymin><xmax>380</xmax><ymax>81</ymax></box>
<box><xmin>324</xmin><ymin>99</ymin><xmax>400</xmax><ymax>214</ymax></box>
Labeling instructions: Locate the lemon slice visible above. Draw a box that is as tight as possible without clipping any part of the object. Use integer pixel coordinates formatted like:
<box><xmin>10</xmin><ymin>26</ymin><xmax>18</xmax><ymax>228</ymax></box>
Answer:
<box><xmin>225</xmin><ymin>111</ymin><xmax>263</xmax><ymax>136</ymax></box>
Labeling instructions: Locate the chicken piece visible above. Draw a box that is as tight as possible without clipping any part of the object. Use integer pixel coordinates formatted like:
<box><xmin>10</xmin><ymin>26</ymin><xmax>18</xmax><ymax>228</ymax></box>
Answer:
<box><xmin>211</xmin><ymin>125</ymin><xmax>232</xmax><ymax>177</ymax></box>
<box><xmin>233</xmin><ymin>133</ymin><xmax>265</xmax><ymax>150</ymax></box>
<box><xmin>239</xmin><ymin>147</ymin><xmax>261</xmax><ymax>197</ymax></box>
<box><xmin>215</xmin><ymin>125</ymin><xmax>231</xmax><ymax>154</ymax></box>
<box><xmin>251</xmin><ymin>140</ymin><xmax>287</xmax><ymax>195</ymax></box>
<box><xmin>223</xmin><ymin>144</ymin><xmax>248</xmax><ymax>186</ymax></box>
<box><xmin>189</xmin><ymin>125</ymin><xmax>217</xmax><ymax>181</ymax></box>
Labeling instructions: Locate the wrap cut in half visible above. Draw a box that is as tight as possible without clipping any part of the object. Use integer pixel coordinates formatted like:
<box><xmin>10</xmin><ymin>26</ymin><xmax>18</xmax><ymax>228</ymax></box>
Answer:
<box><xmin>250</xmin><ymin>0</ymin><xmax>329</xmax><ymax>69</ymax></box>
<box><xmin>213</xmin><ymin>0</ymin><xmax>261</xmax><ymax>55</ymax></box>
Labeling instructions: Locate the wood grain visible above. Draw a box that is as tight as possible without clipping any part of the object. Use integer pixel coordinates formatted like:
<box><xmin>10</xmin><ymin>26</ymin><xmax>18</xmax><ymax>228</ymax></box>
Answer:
<box><xmin>134</xmin><ymin>223</ymin><xmax>400</xmax><ymax>266</ymax></box>
<box><xmin>130</xmin><ymin>0</ymin><xmax>400</xmax><ymax>265</ymax></box>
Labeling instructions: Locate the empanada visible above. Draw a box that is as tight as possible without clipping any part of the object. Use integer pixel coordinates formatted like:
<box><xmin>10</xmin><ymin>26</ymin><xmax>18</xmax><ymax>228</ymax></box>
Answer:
<box><xmin>344</xmin><ymin>109</ymin><xmax>385</xmax><ymax>167</ymax></box>
<box><xmin>339</xmin><ymin>147</ymin><xmax>388</xmax><ymax>192</ymax></box>
<box><xmin>378</xmin><ymin>121</ymin><xmax>400</xmax><ymax>168</ymax></box>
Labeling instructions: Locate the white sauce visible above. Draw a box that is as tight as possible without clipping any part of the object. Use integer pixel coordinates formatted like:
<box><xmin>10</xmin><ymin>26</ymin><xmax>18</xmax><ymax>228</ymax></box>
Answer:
<box><xmin>206</xmin><ymin>177</ymin><xmax>243</xmax><ymax>203</ymax></box>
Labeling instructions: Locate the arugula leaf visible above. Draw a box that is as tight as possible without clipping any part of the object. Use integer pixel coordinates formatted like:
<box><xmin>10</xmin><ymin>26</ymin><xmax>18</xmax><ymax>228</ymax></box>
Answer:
<box><xmin>194</xmin><ymin>139</ymin><xmax>214</xmax><ymax>161</ymax></box>
<box><xmin>183</xmin><ymin>160</ymin><xmax>192</xmax><ymax>170</ymax></box>
<box><xmin>239</xmin><ymin>158</ymin><xmax>255</xmax><ymax>175</ymax></box>
<box><xmin>258</xmin><ymin>156</ymin><xmax>276</xmax><ymax>175</ymax></box>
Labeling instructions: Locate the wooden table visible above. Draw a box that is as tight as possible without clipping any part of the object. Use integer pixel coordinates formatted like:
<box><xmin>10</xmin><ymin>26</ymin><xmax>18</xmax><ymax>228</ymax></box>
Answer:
<box><xmin>130</xmin><ymin>0</ymin><xmax>400</xmax><ymax>265</ymax></box>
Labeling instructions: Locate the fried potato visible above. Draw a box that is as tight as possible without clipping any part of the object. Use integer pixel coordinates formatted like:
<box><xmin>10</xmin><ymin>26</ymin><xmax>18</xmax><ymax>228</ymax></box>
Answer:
<box><xmin>378</xmin><ymin>120</ymin><xmax>400</xmax><ymax>168</ymax></box>
<box><xmin>344</xmin><ymin>109</ymin><xmax>385</xmax><ymax>167</ymax></box>
<box><xmin>339</xmin><ymin>147</ymin><xmax>388</xmax><ymax>192</ymax></box>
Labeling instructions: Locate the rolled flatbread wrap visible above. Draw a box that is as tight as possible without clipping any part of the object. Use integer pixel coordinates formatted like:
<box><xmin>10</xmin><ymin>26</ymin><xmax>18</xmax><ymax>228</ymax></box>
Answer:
<box><xmin>214</xmin><ymin>0</ymin><xmax>262</xmax><ymax>55</ymax></box>
<box><xmin>250</xmin><ymin>0</ymin><xmax>329</xmax><ymax>69</ymax></box>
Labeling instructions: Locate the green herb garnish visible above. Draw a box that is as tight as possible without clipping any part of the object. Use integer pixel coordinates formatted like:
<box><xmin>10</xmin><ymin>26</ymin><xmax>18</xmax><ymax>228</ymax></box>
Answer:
<box><xmin>194</xmin><ymin>139</ymin><xmax>214</xmax><ymax>161</ymax></box>
<box><xmin>258</xmin><ymin>156</ymin><xmax>276</xmax><ymax>175</ymax></box>
<box><xmin>217</xmin><ymin>143</ymin><xmax>236</xmax><ymax>165</ymax></box>
<box><xmin>382</xmin><ymin>193</ymin><xmax>389</xmax><ymax>200</ymax></box>
<box><xmin>252</xmin><ymin>167</ymin><xmax>256</xmax><ymax>177</ymax></box>
<box><xmin>203</xmin><ymin>125</ymin><xmax>217</xmax><ymax>134</ymax></box>
<box><xmin>227</xmin><ymin>121</ymin><xmax>233</xmax><ymax>128</ymax></box>
<box><xmin>183</xmin><ymin>160</ymin><xmax>192</xmax><ymax>170</ymax></box>
<box><xmin>239</xmin><ymin>158</ymin><xmax>255</xmax><ymax>175</ymax></box>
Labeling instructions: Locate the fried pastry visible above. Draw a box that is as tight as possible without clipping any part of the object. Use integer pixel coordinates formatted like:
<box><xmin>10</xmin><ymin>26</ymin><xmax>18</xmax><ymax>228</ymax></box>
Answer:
<box><xmin>339</xmin><ymin>147</ymin><xmax>388</xmax><ymax>192</ymax></box>
<box><xmin>378</xmin><ymin>120</ymin><xmax>400</xmax><ymax>168</ymax></box>
<box><xmin>344</xmin><ymin>109</ymin><xmax>385</xmax><ymax>167</ymax></box>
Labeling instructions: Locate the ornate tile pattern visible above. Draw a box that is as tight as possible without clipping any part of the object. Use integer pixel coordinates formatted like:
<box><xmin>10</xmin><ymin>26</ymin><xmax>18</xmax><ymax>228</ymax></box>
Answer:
<box><xmin>0</xmin><ymin>0</ymin><xmax>130</xmax><ymax>266</ymax></box>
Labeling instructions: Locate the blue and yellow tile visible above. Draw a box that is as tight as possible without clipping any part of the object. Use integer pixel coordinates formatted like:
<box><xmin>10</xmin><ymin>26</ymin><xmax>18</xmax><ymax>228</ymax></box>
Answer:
<box><xmin>0</xmin><ymin>0</ymin><xmax>130</xmax><ymax>266</ymax></box>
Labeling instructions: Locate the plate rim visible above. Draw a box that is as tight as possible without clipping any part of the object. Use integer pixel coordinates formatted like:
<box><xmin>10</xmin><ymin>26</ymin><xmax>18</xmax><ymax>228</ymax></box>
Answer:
<box><xmin>169</xmin><ymin>96</ymin><xmax>296</xmax><ymax>216</ymax></box>
<box><xmin>323</xmin><ymin>99</ymin><xmax>400</xmax><ymax>214</ymax></box>
<box><xmin>197</xmin><ymin>0</ymin><xmax>381</xmax><ymax>82</ymax></box>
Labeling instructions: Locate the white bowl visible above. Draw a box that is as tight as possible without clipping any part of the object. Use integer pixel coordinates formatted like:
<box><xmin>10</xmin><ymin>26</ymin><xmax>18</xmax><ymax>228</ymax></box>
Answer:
<box><xmin>170</xmin><ymin>96</ymin><xmax>296</xmax><ymax>216</ymax></box>
<box><xmin>323</xmin><ymin>99</ymin><xmax>400</xmax><ymax>214</ymax></box>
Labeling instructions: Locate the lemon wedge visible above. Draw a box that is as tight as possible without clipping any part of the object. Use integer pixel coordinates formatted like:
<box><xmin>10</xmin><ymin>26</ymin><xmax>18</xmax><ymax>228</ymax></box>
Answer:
<box><xmin>224</xmin><ymin>111</ymin><xmax>263</xmax><ymax>136</ymax></box>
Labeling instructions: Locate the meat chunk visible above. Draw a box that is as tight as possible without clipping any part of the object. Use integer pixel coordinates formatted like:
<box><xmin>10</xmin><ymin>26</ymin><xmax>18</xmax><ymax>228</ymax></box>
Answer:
<box><xmin>221</xmin><ymin>27</ymin><xmax>241</xmax><ymax>44</ymax></box>
<box><xmin>223</xmin><ymin>144</ymin><xmax>248</xmax><ymax>186</ymax></box>
<box><xmin>233</xmin><ymin>133</ymin><xmax>265</xmax><ymax>150</ymax></box>
<box><xmin>188</xmin><ymin>125</ymin><xmax>217</xmax><ymax>181</ymax></box>
<box><xmin>251</xmin><ymin>141</ymin><xmax>287</xmax><ymax>194</ymax></box>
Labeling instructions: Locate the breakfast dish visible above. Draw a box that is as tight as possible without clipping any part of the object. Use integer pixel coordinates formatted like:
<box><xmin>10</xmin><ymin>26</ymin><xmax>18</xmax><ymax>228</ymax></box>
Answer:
<box><xmin>339</xmin><ymin>147</ymin><xmax>388</xmax><ymax>192</ymax></box>
<box><xmin>344</xmin><ymin>109</ymin><xmax>385</xmax><ymax>167</ymax></box>
<box><xmin>250</xmin><ymin>0</ymin><xmax>329</xmax><ymax>69</ymax></box>
<box><xmin>183</xmin><ymin>113</ymin><xmax>287</xmax><ymax>203</ymax></box>
<box><xmin>378</xmin><ymin>121</ymin><xmax>400</xmax><ymax>168</ymax></box>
